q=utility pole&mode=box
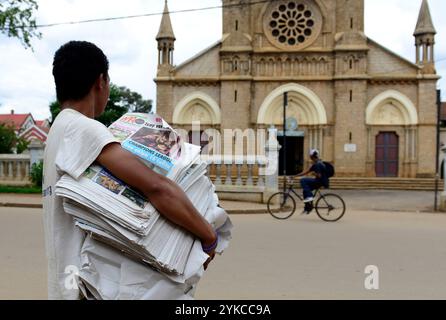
[283,92,288,192]
[434,89,441,211]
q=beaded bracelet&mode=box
[202,233,218,254]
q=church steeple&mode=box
[414,0,436,73]
[157,0,175,74]
[414,0,436,36]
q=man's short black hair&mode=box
[52,41,109,103]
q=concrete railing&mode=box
[203,138,281,204]
[0,141,45,187]
[0,154,32,186]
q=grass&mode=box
[0,185,42,194]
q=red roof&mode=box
[0,113,33,130]
[35,120,50,133]
[38,125,50,134]
[19,125,48,143]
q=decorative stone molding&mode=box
[253,54,331,77]
[263,0,323,50]
[173,92,221,125]
[257,83,328,125]
[366,90,418,126]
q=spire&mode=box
[414,0,436,36]
[156,0,176,41]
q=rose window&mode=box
[264,0,322,49]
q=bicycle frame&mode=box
[285,184,323,203]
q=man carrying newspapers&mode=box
[43,41,232,300]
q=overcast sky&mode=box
[0,0,445,120]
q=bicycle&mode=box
[267,178,346,222]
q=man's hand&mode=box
[203,250,216,270]
[204,252,215,270]
[202,232,218,270]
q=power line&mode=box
[0,0,278,30]
[1,0,445,81]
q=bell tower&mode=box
[414,0,436,74]
[156,0,176,76]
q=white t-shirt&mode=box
[43,108,119,300]
[42,108,195,300]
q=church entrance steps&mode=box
[278,177,444,191]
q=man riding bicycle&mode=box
[295,149,329,215]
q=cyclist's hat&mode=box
[310,149,320,158]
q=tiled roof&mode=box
[0,114,32,130]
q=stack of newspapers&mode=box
[55,113,232,284]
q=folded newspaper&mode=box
[55,113,232,289]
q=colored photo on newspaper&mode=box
[130,127,177,156]
[94,169,125,195]
[122,129,180,173]
[122,187,147,209]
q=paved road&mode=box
[196,210,446,300]
[0,189,437,213]
[1,202,445,300]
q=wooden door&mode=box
[375,132,399,177]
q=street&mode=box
[0,190,446,300]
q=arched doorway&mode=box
[366,90,419,178]
[257,83,328,175]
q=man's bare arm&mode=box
[296,169,312,177]
[96,143,217,247]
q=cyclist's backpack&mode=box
[323,161,335,178]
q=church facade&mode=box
[155,0,439,178]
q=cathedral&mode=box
[155,0,439,178]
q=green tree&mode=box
[0,123,17,153]
[49,84,153,127]
[16,136,29,154]
[30,160,43,187]
[0,0,41,49]
[49,100,61,125]
[0,123,31,154]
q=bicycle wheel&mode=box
[267,192,296,220]
[315,193,346,222]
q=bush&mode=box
[16,137,29,154]
[30,160,43,187]
[0,186,41,194]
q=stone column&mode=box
[410,126,418,177]
[28,140,44,167]
[246,155,256,186]
[416,44,420,64]
[8,162,13,178]
[402,126,410,177]
[211,155,222,185]
[263,128,280,203]
[365,126,374,176]
[234,155,244,186]
[318,126,323,156]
